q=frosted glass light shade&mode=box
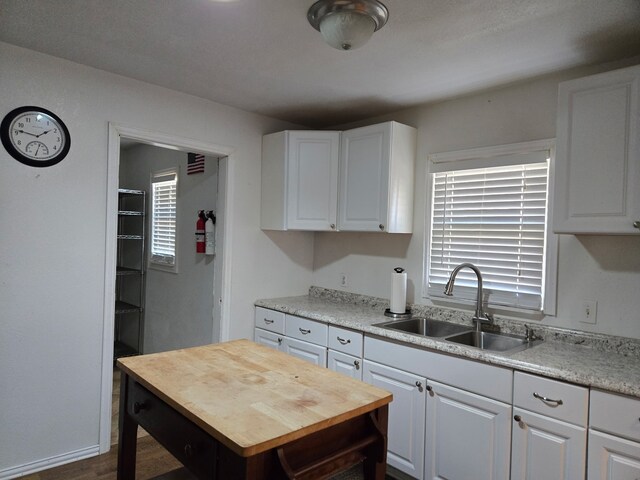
[319,11,376,50]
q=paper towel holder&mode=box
[384,308,412,318]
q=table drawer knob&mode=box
[133,402,146,414]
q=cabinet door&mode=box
[338,123,391,232]
[588,430,640,480]
[554,65,640,234]
[511,407,586,480]
[282,337,327,367]
[253,328,283,351]
[327,350,362,380]
[425,380,511,480]
[363,360,426,479]
[286,131,339,231]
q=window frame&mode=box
[149,168,179,273]
[423,139,558,316]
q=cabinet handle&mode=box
[354,360,360,370]
[514,414,526,428]
[337,336,351,345]
[425,385,433,393]
[634,221,640,229]
[533,392,563,406]
[330,224,336,230]
[415,381,424,392]
[263,318,274,324]
[379,224,385,231]
[277,337,283,345]
[299,328,311,335]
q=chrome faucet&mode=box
[444,263,493,334]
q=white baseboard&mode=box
[0,445,100,480]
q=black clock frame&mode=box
[1,106,71,167]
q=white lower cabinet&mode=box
[363,360,426,479]
[253,327,283,351]
[327,349,362,380]
[588,389,640,480]
[425,380,511,480]
[588,430,640,480]
[281,336,327,367]
[511,407,586,480]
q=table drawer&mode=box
[128,380,216,478]
[255,307,285,334]
[328,325,363,357]
[590,389,640,442]
[285,315,328,346]
[513,371,588,426]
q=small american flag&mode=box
[187,153,205,175]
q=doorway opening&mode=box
[100,124,235,453]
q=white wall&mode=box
[313,61,640,340]
[119,144,219,353]
[0,42,314,475]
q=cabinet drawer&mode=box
[254,307,285,334]
[285,315,328,346]
[590,389,640,442]
[513,372,588,426]
[328,325,363,356]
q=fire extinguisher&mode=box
[205,211,216,256]
[196,210,206,253]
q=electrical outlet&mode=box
[339,272,348,288]
[580,300,597,324]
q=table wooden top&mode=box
[117,339,392,457]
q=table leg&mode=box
[117,372,139,480]
[363,404,389,480]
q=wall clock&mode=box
[1,106,71,167]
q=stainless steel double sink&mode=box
[374,317,539,354]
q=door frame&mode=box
[99,123,235,452]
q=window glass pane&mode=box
[427,160,550,311]
[151,172,177,266]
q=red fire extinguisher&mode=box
[196,210,206,253]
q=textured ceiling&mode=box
[1,0,640,128]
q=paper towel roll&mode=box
[390,267,407,314]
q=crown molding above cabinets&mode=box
[261,121,416,233]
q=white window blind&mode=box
[428,160,550,311]
[151,171,177,266]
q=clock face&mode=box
[1,106,70,167]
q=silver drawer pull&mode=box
[337,337,351,345]
[299,328,311,334]
[533,392,563,406]
[263,318,274,324]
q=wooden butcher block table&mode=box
[116,339,392,480]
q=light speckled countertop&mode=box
[256,288,640,399]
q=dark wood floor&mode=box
[21,435,187,480]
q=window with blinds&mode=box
[427,160,551,311]
[150,170,177,267]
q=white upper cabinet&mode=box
[261,122,416,232]
[554,64,640,234]
[338,121,416,233]
[261,130,339,231]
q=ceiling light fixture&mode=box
[307,0,389,51]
